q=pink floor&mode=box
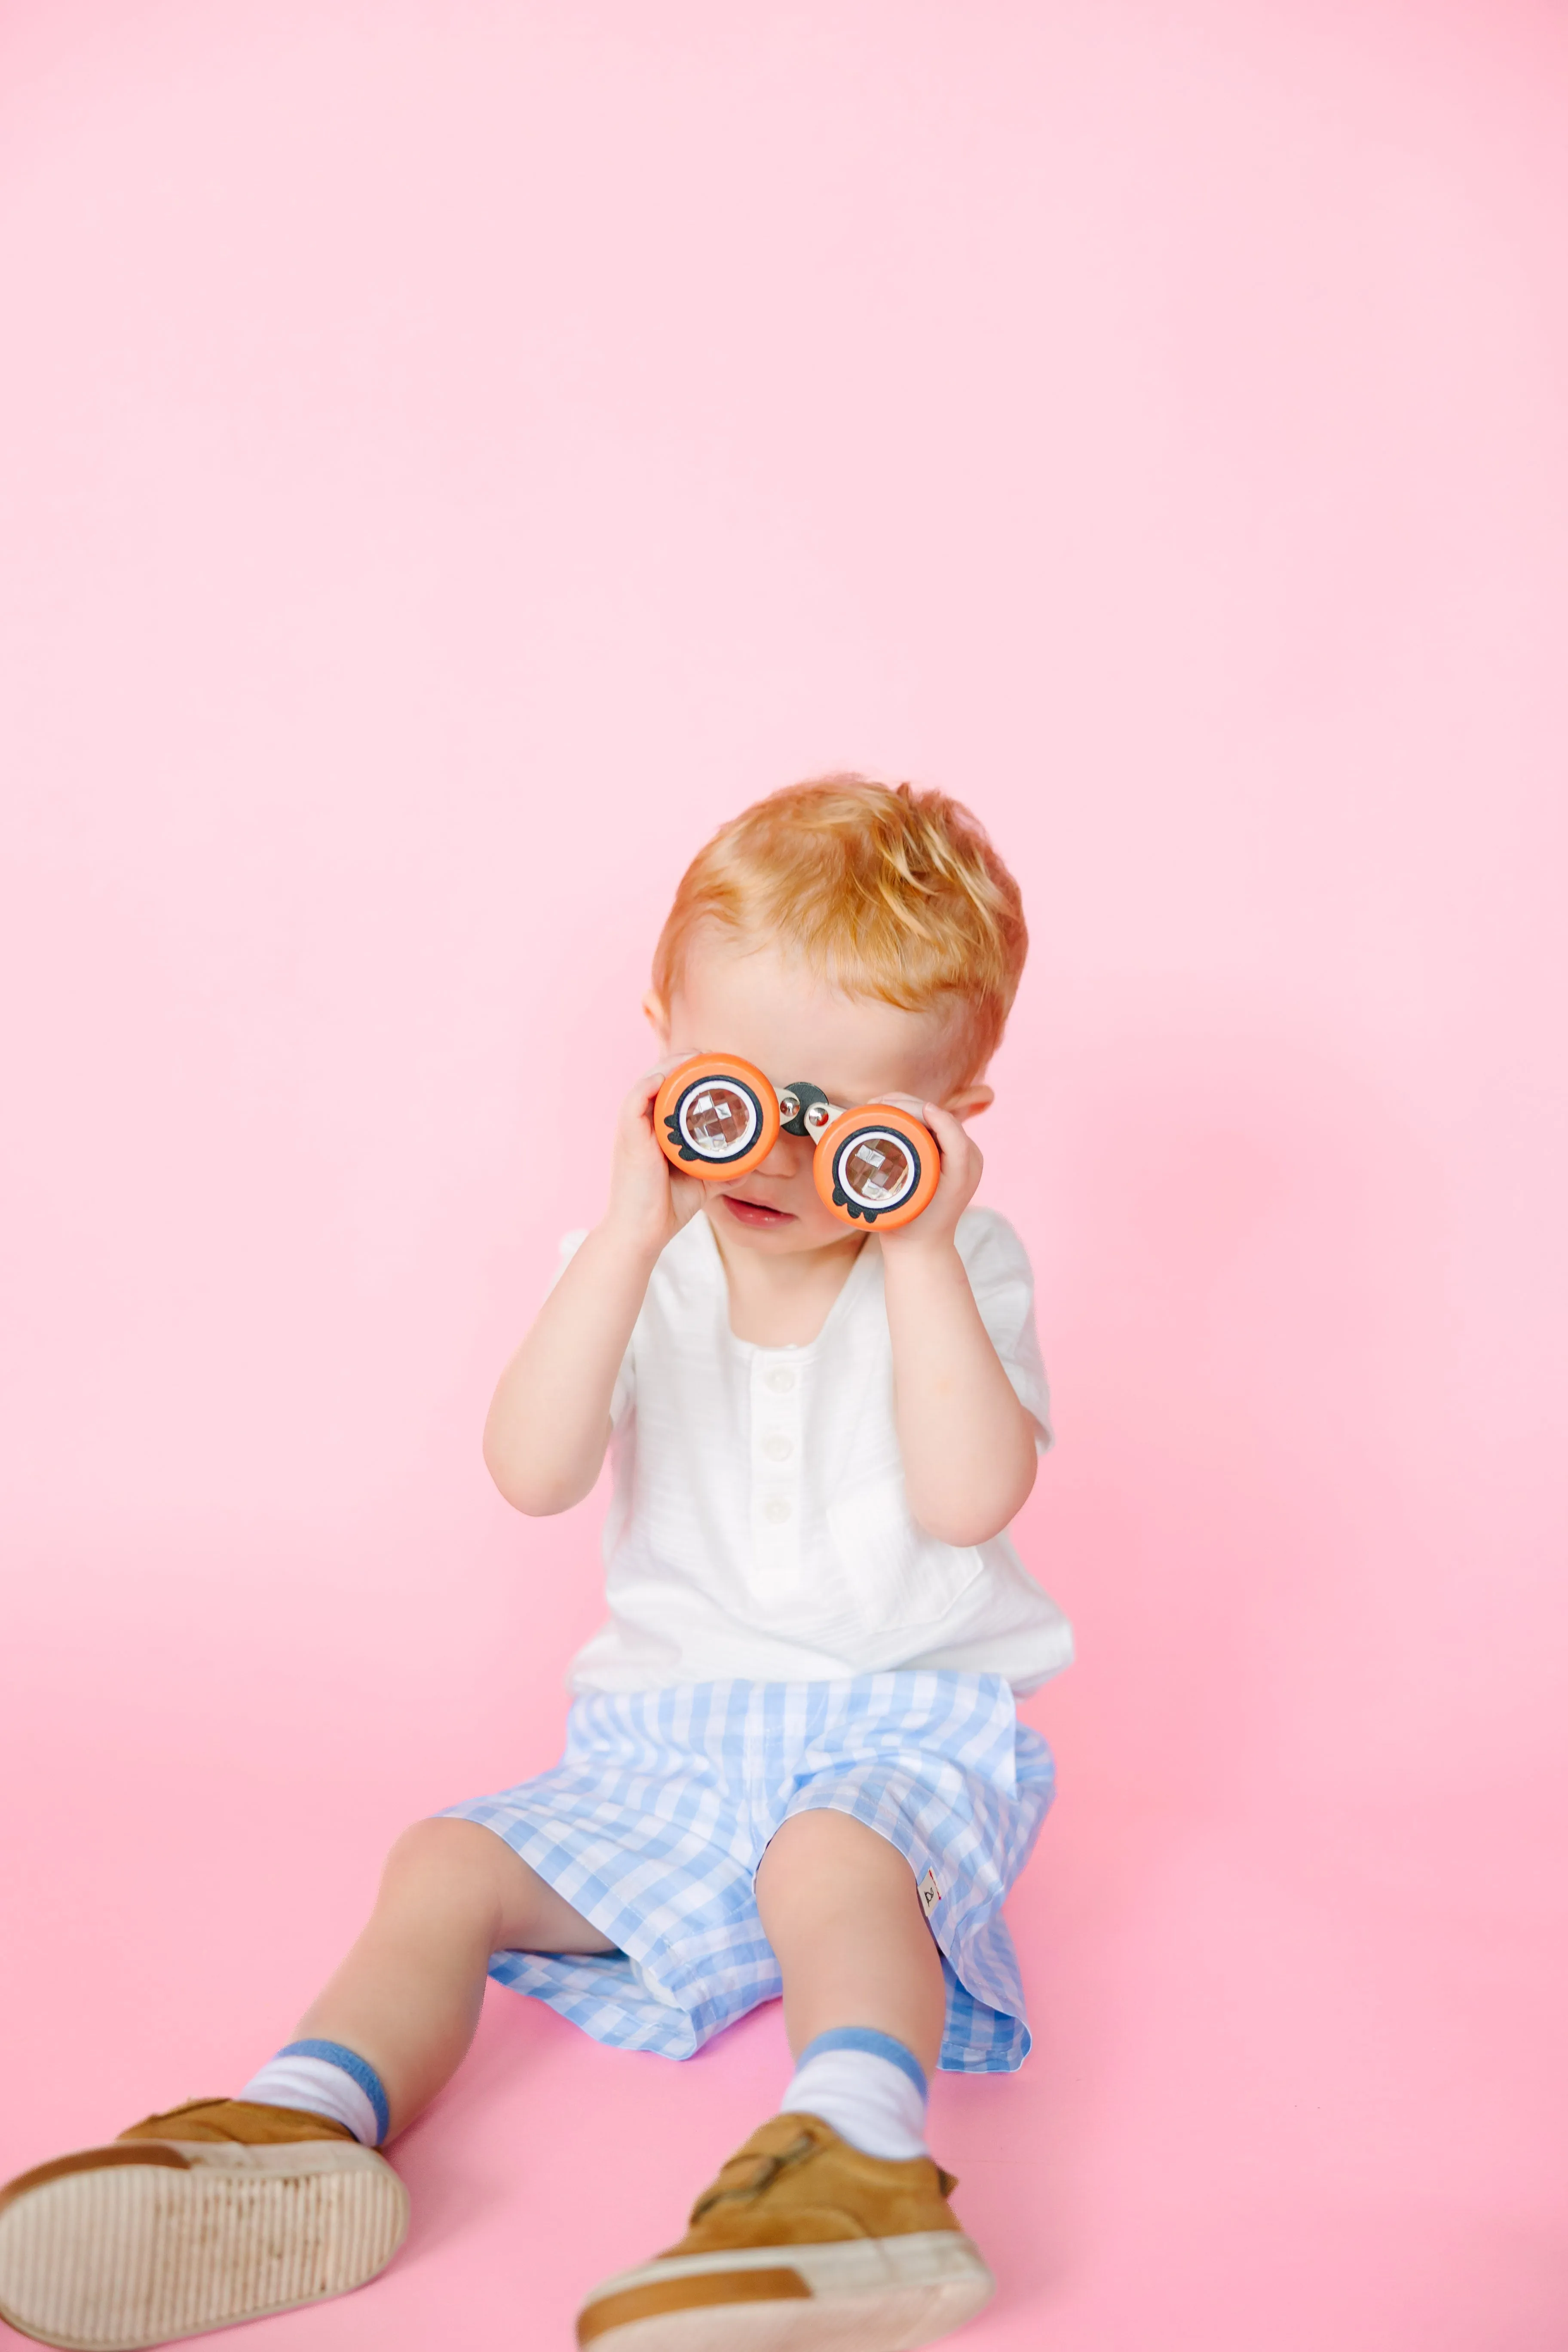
[3,3,1567,2347]
[3,1494,1563,2351]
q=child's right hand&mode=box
[484,1055,707,1515]
[601,1057,710,1259]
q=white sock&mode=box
[239,2039,389,2147]
[778,2027,929,2162]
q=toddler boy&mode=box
[0,777,1072,2352]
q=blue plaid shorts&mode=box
[441,1672,1054,2074]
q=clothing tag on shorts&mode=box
[919,1868,942,1916]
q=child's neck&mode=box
[707,1213,867,1348]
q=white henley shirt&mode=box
[560,1205,1074,1695]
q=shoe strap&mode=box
[689,2129,819,2223]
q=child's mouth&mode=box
[720,1194,796,1229]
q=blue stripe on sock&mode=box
[277,2040,391,2146]
[796,2027,928,2099]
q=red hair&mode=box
[653,776,1028,1083]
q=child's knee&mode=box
[380,1816,510,1906]
[760,1808,915,1899]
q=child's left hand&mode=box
[872,1093,1035,1544]
[873,1096,982,1253]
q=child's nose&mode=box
[753,1130,811,1178]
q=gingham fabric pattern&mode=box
[442,1672,1054,2074]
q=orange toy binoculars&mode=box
[653,1054,940,1231]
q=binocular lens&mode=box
[658,1058,932,1226]
[839,1132,916,1207]
[680,1082,758,1159]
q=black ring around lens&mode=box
[829,1124,921,1220]
[668,1073,766,1164]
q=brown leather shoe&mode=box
[574,2110,995,2349]
[0,2099,408,2349]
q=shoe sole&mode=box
[0,2139,409,2350]
[576,2230,995,2351]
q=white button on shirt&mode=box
[560,1207,1074,1695]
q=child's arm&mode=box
[483,1062,704,1515]
[878,1102,1040,1547]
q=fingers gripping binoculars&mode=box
[653,1054,940,1231]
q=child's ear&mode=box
[942,1083,995,1122]
[642,988,671,1046]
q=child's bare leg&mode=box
[754,1807,945,2073]
[0,1816,612,2349]
[575,1813,989,2350]
[294,1817,615,2136]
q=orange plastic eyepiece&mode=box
[812,1103,940,1231]
[654,1054,781,1182]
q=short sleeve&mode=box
[954,1208,1053,1453]
[551,1229,635,1428]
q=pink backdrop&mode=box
[2,3,1565,2346]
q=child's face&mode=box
[651,930,992,1256]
